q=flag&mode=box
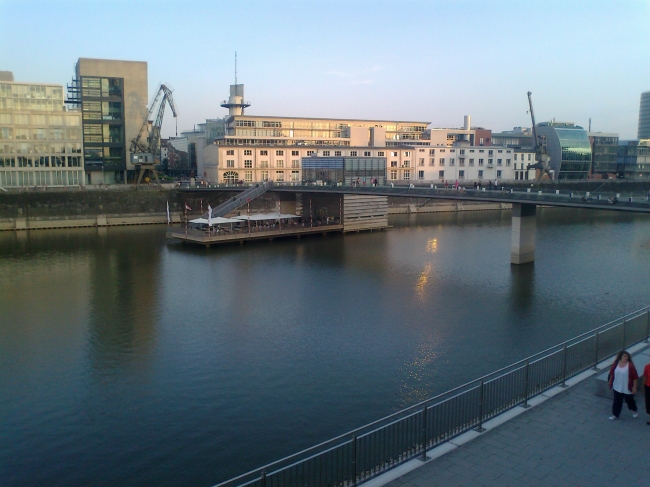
[208,204,212,228]
[185,203,192,211]
[166,201,170,224]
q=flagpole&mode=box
[247,200,251,234]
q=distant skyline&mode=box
[2,0,649,139]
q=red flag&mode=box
[185,203,192,211]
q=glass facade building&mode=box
[536,122,591,180]
[302,156,386,185]
[638,91,650,140]
[0,80,84,187]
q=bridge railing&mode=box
[214,305,650,487]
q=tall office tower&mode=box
[639,91,650,140]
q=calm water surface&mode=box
[1,208,650,486]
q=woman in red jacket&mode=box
[608,350,639,420]
[643,361,650,425]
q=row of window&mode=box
[0,98,66,112]
[0,170,82,187]
[0,113,81,126]
[388,170,505,181]
[0,127,81,140]
[224,149,390,157]
[225,160,302,169]
[0,142,82,154]
[0,156,82,168]
[222,170,301,183]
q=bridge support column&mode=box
[511,203,536,265]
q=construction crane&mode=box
[526,91,552,180]
[130,83,178,188]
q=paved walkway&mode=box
[384,361,650,486]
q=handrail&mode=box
[214,305,650,487]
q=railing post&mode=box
[622,319,627,349]
[351,435,357,487]
[561,342,568,388]
[260,470,266,487]
[646,308,650,343]
[475,380,485,432]
[523,360,530,408]
[593,331,600,371]
[420,405,428,461]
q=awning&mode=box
[189,217,241,225]
[234,213,300,221]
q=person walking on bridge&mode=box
[643,360,650,425]
[608,350,639,420]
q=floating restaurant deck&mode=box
[167,222,346,247]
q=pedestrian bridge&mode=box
[181,184,650,264]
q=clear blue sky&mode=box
[2,0,649,139]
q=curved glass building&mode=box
[536,122,591,180]
[639,91,650,140]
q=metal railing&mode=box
[215,306,650,487]
[202,181,274,219]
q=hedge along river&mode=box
[1,207,650,487]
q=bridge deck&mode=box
[183,185,650,213]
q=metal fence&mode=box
[215,306,650,487]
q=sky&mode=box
[1,0,649,139]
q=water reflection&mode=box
[509,263,536,315]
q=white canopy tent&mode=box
[188,217,242,225]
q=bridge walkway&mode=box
[381,346,650,487]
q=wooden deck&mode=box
[167,224,345,247]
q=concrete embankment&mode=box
[388,196,510,214]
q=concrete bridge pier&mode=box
[511,203,536,265]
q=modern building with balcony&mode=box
[67,58,148,185]
[588,132,620,179]
[535,122,591,180]
[617,140,650,180]
[0,71,84,188]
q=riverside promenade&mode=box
[377,345,650,487]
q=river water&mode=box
[1,208,649,487]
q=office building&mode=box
[617,140,650,180]
[67,58,148,184]
[0,72,84,188]
[588,132,619,178]
[535,122,591,180]
[638,91,650,140]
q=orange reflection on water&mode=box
[426,238,438,253]
[415,262,432,299]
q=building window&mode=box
[390,170,397,180]
[260,161,268,168]
[323,151,330,156]
[223,171,239,183]
[506,159,511,166]
[459,170,465,179]
[450,158,456,165]
[497,159,502,166]
[439,158,445,166]
[292,150,299,156]
[528,154,532,161]
[226,160,234,168]
[404,151,411,157]
[276,160,284,168]
[291,170,300,182]
[244,149,252,155]
[244,160,252,168]
[307,150,315,156]
[460,149,465,155]
[391,161,397,167]
[377,151,384,156]
[419,158,424,166]
[403,161,410,167]
[496,170,502,178]
[276,150,284,156]
[244,170,253,182]
[350,151,357,156]
[488,150,493,156]
[440,149,446,153]
[226,149,234,155]
[469,158,474,166]
[514,154,518,160]
[488,159,493,165]
[439,170,444,179]
[478,159,484,166]
[478,170,483,178]
[335,151,342,156]
[364,151,371,156]
[260,150,268,156]
[498,150,503,153]
[291,160,299,168]
[391,151,398,156]
[418,170,424,180]
[429,158,435,166]
[403,170,410,180]
[479,149,484,153]
[275,171,284,181]
[430,149,436,155]
[261,170,269,181]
